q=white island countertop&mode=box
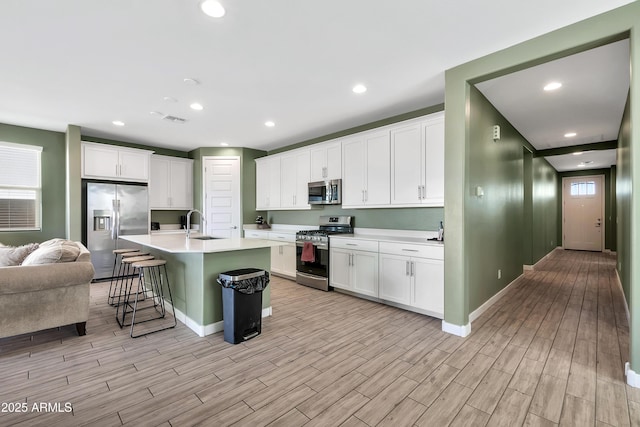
[121,233,283,254]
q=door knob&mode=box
[231,226,238,229]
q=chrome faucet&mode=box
[186,209,205,238]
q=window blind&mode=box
[0,142,42,231]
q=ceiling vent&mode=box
[162,115,187,124]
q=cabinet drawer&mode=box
[268,232,296,243]
[244,230,270,239]
[379,242,444,260]
[330,238,378,252]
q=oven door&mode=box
[296,241,329,277]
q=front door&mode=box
[203,157,241,238]
[562,175,604,251]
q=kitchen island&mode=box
[121,234,281,337]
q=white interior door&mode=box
[563,175,604,251]
[204,157,241,238]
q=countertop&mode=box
[121,234,281,254]
[330,233,444,246]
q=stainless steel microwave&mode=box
[308,179,341,205]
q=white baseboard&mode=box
[626,362,640,388]
[442,320,471,337]
[523,265,534,271]
[469,274,522,323]
[164,299,272,337]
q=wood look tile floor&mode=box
[1,249,639,426]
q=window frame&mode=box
[0,141,43,232]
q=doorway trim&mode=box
[202,156,242,238]
[561,174,605,251]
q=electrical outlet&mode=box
[498,269,502,279]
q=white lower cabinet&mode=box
[379,242,444,318]
[378,254,412,305]
[271,243,296,278]
[330,238,378,297]
[244,229,296,279]
[329,247,378,297]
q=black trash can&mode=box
[217,268,270,344]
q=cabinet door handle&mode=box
[346,243,357,246]
[411,261,415,277]
[361,190,365,202]
[365,189,368,202]
[418,185,422,200]
[422,185,426,199]
[406,261,410,276]
[402,249,419,252]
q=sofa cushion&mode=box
[22,240,81,265]
[0,243,39,267]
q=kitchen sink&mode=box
[190,236,220,240]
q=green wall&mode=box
[556,168,614,251]
[0,123,67,246]
[617,96,631,310]
[465,86,558,314]
[268,205,443,231]
[532,157,558,263]
[445,2,639,374]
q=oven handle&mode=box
[296,241,328,250]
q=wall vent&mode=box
[162,115,187,124]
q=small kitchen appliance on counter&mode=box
[255,216,270,229]
[295,215,353,291]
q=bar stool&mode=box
[108,249,140,305]
[110,251,152,306]
[115,254,155,323]
[121,259,177,338]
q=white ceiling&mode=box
[0,0,634,152]
[475,39,629,172]
[545,149,618,172]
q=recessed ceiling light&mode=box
[564,132,577,138]
[352,84,367,94]
[201,0,225,18]
[163,96,178,103]
[265,121,275,127]
[220,142,229,146]
[572,151,583,156]
[149,111,163,116]
[184,78,200,86]
[584,160,594,164]
[190,103,204,111]
[577,164,586,167]
[544,82,562,91]
[112,120,125,126]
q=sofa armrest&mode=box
[0,262,95,295]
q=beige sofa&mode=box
[0,241,95,339]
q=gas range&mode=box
[295,216,353,245]
[295,216,353,291]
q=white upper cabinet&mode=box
[82,142,153,183]
[256,149,310,211]
[423,112,445,205]
[342,129,390,208]
[390,112,444,207]
[254,110,443,211]
[280,148,310,209]
[149,155,193,210]
[310,140,341,181]
[255,156,280,210]
[391,121,423,204]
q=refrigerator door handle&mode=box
[111,199,120,240]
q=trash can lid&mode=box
[219,268,266,282]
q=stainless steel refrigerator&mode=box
[85,182,148,280]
